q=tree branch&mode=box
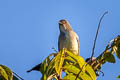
[75,11,108,80]
[13,71,24,80]
[91,11,108,61]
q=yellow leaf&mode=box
[54,49,65,76]
[85,64,96,80]
[0,65,8,80]
[66,50,85,69]
[63,64,93,80]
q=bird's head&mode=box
[59,19,73,33]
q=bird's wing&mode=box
[74,32,79,55]
[58,33,65,51]
[58,34,61,51]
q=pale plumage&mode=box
[58,19,79,55]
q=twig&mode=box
[75,63,88,80]
[91,11,108,61]
[13,71,24,80]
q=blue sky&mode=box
[0,0,120,80]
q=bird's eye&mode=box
[62,21,66,24]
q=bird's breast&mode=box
[63,32,79,55]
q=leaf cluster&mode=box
[36,49,96,80]
[1,36,120,80]
[29,35,120,80]
[0,65,19,80]
[95,35,120,68]
[86,35,120,78]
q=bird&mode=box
[58,19,79,56]
[27,19,80,73]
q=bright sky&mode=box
[0,0,120,80]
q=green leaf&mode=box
[79,72,93,80]
[64,56,77,64]
[85,64,96,80]
[63,73,81,80]
[0,65,13,80]
[38,53,56,80]
[66,50,85,69]
[0,66,8,80]
[43,74,47,80]
[63,64,93,80]
[63,63,80,74]
[116,44,120,59]
[40,59,48,74]
[54,49,65,76]
[40,53,55,74]
[112,35,120,59]
[117,75,120,79]
[46,57,55,76]
[104,51,115,63]
[41,54,56,79]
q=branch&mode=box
[75,64,87,80]
[91,11,108,61]
[13,71,24,80]
[76,11,108,80]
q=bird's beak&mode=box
[59,22,62,25]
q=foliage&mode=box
[95,35,120,68]
[117,75,120,79]
[27,35,120,80]
[1,36,120,80]
[0,65,19,80]
[35,49,96,80]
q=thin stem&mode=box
[13,72,24,80]
[76,11,108,80]
[91,11,108,61]
[75,64,88,80]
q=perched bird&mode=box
[58,19,79,55]
[27,19,80,73]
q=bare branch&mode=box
[76,11,108,80]
[91,11,108,61]
[13,71,24,80]
[75,64,88,80]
